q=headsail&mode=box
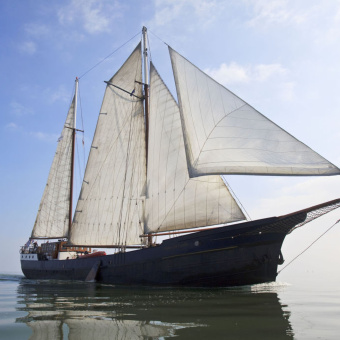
[169,47,340,177]
[70,43,146,246]
[31,97,75,238]
[145,63,245,233]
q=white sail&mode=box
[31,98,75,239]
[145,64,245,233]
[70,43,146,246]
[169,47,340,177]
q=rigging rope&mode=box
[78,30,141,79]
[148,29,169,67]
[277,218,340,274]
[149,29,169,46]
[222,177,251,220]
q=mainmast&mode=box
[142,27,153,246]
[69,77,78,234]
[142,27,150,166]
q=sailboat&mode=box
[20,27,340,287]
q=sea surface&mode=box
[1,274,339,340]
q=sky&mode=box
[1,0,340,286]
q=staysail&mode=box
[31,97,75,238]
[145,64,245,233]
[70,43,146,246]
[169,47,340,177]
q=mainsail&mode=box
[70,43,146,246]
[169,47,340,177]
[31,97,75,239]
[145,64,245,233]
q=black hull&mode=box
[21,214,303,287]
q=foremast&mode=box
[69,77,78,235]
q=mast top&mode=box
[142,27,149,86]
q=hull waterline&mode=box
[21,214,301,287]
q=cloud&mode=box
[45,86,71,104]
[245,0,310,26]
[25,23,50,38]
[313,3,340,44]
[205,62,288,85]
[278,81,296,101]
[30,131,60,143]
[150,0,222,29]
[58,0,124,34]
[249,176,340,219]
[19,41,37,55]
[205,62,249,84]
[5,121,60,143]
[5,122,20,131]
[16,83,72,105]
[10,101,34,116]
[245,0,340,45]
[253,64,287,81]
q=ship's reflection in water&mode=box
[16,279,293,339]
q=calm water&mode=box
[0,274,339,339]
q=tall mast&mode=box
[69,77,78,234]
[142,26,149,166]
[142,27,152,246]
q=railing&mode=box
[20,245,40,254]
